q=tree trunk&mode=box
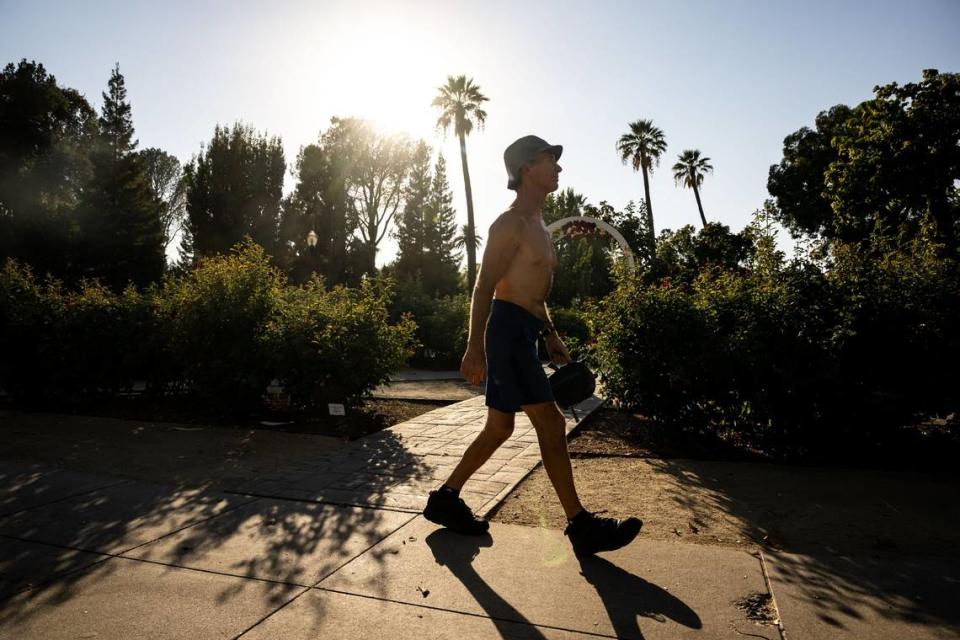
[693,182,707,227]
[640,155,655,251]
[458,131,477,292]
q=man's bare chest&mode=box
[518,220,557,268]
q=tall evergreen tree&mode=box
[74,64,164,289]
[99,63,137,160]
[183,122,285,260]
[424,153,462,296]
[392,141,432,282]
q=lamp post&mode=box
[306,230,319,278]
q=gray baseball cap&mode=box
[504,135,563,190]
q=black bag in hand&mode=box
[547,360,596,409]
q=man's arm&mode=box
[466,216,521,351]
[541,300,572,364]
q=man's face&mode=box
[522,151,562,192]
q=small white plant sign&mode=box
[328,403,346,416]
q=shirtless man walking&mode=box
[423,135,643,557]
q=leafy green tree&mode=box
[329,117,414,275]
[0,59,98,280]
[616,119,667,251]
[672,149,713,227]
[768,69,960,253]
[279,126,352,286]
[140,148,186,255]
[432,75,488,292]
[74,64,165,289]
[424,154,463,296]
[183,122,285,260]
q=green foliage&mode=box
[391,149,463,297]
[279,126,353,287]
[0,241,419,413]
[265,272,418,410]
[183,122,285,261]
[0,60,98,281]
[590,215,960,447]
[387,275,468,366]
[769,70,959,253]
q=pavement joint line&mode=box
[0,530,316,590]
[0,535,114,601]
[231,585,314,640]
[108,494,264,557]
[310,513,420,590]
[219,490,422,514]
[756,549,788,640]
[310,584,622,639]
[109,551,317,588]
[0,476,131,520]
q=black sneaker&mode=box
[564,510,643,556]
[423,490,490,535]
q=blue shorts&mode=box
[485,299,555,413]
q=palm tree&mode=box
[616,119,667,249]
[454,222,482,256]
[672,149,713,227]
[432,75,488,292]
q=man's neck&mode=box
[510,186,549,218]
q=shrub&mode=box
[265,273,418,410]
[589,225,960,449]
[0,240,420,414]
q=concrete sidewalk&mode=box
[2,395,956,639]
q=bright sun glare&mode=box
[329,18,444,142]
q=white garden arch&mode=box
[545,216,636,271]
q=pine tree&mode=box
[99,63,138,160]
[392,141,432,282]
[424,154,462,296]
[74,63,164,289]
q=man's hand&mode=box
[460,345,486,386]
[545,333,572,365]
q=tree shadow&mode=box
[0,409,452,631]
[425,529,701,640]
[647,456,960,634]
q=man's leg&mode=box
[520,400,584,519]
[522,399,643,556]
[443,407,516,489]
[423,407,514,534]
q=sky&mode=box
[2,0,959,267]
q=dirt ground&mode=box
[489,408,960,559]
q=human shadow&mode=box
[575,554,702,639]
[425,529,551,640]
[425,529,701,640]
[0,409,446,632]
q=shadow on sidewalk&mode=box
[648,457,960,634]
[0,419,433,630]
[425,529,551,639]
[424,529,701,640]
[575,554,702,638]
